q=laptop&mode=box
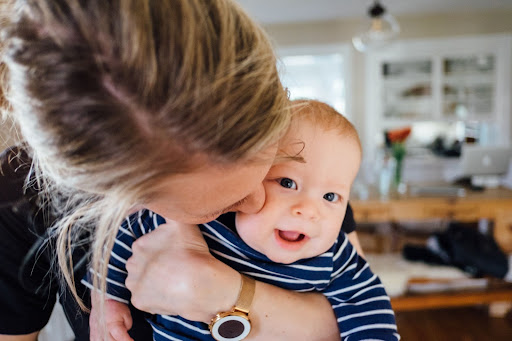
[459,145,512,177]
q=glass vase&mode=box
[391,143,407,193]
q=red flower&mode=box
[386,126,411,144]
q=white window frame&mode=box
[276,43,353,122]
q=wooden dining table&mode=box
[350,183,512,311]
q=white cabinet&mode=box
[364,34,512,159]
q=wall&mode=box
[263,10,512,144]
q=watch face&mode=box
[211,315,251,341]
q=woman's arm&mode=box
[125,222,342,340]
[249,279,340,340]
[0,333,38,341]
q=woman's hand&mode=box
[90,293,134,341]
[125,220,240,323]
[125,219,342,340]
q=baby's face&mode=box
[235,119,361,264]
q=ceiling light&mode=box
[352,1,400,53]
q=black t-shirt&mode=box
[0,147,64,334]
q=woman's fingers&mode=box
[108,322,134,341]
[125,220,239,322]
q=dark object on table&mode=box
[429,136,462,157]
[403,223,509,279]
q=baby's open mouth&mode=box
[278,230,306,242]
[274,229,309,251]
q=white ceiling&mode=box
[236,0,512,25]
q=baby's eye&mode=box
[279,178,297,189]
[323,192,339,202]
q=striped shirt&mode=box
[86,209,399,340]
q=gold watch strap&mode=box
[234,274,255,314]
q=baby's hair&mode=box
[0,0,290,325]
[273,99,361,165]
[291,99,362,152]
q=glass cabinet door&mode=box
[441,55,495,120]
[381,59,432,120]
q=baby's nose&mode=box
[291,198,320,221]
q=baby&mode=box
[86,100,399,341]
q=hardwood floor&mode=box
[395,306,512,340]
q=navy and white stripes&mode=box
[85,209,399,340]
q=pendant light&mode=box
[352,1,400,52]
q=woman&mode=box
[0,0,362,339]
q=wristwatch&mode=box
[209,274,255,341]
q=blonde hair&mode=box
[290,99,361,151]
[0,0,289,322]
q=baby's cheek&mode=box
[235,214,265,251]
[318,228,342,253]
[235,214,256,242]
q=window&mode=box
[277,45,351,120]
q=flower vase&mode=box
[391,143,407,193]
[394,156,403,186]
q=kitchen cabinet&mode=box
[364,34,512,159]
